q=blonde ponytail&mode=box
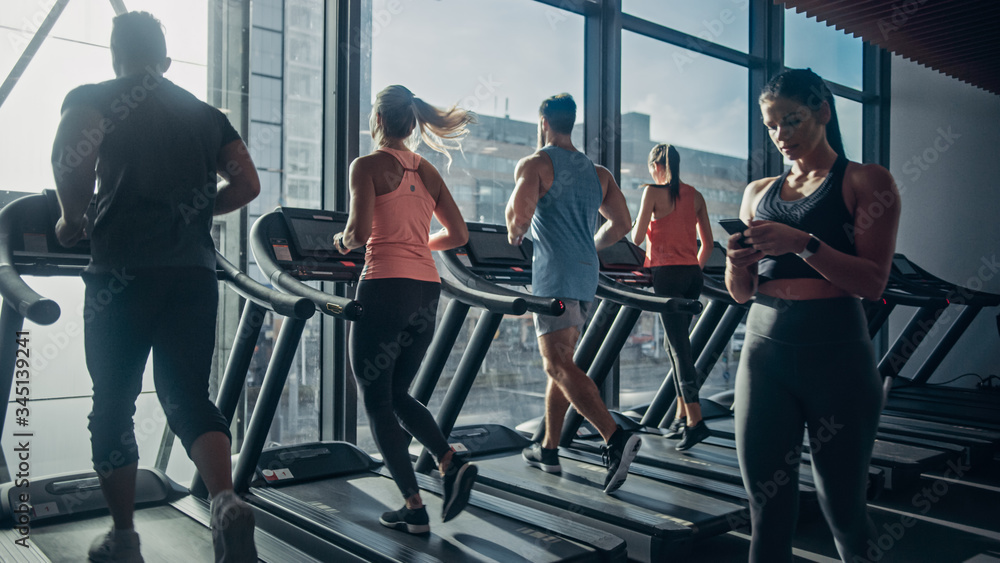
[370,85,476,168]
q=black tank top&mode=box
[755,155,855,282]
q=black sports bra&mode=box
[755,156,856,283]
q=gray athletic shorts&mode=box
[533,299,592,338]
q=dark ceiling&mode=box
[778,0,1000,95]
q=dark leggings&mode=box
[651,265,704,404]
[734,295,881,563]
[84,268,230,472]
[350,278,451,499]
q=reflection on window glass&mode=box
[622,0,750,53]
[245,0,326,450]
[835,96,862,162]
[784,8,863,90]
[361,0,584,453]
[620,30,747,402]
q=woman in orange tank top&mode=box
[631,143,714,450]
[332,85,475,534]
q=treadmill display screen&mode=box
[466,230,528,265]
[894,257,917,276]
[599,241,643,269]
[289,217,343,256]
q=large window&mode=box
[244,0,326,452]
[623,0,750,53]
[784,8,864,90]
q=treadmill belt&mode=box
[270,472,598,563]
[26,505,217,563]
[472,451,742,540]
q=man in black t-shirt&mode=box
[53,12,260,563]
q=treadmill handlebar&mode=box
[878,285,949,308]
[597,275,703,315]
[889,266,1000,307]
[250,214,363,322]
[440,251,563,316]
[440,276,527,316]
[268,268,363,321]
[701,275,743,305]
[0,195,61,325]
[214,251,315,320]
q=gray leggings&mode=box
[734,295,881,563]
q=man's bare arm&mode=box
[506,154,544,245]
[593,165,631,251]
[51,106,103,247]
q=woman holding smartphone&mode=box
[631,143,713,450]
[725,68,900,562]
[333,84,476,534]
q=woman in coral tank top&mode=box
[631,144,713,450]
[332,85,476,534]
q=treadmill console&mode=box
[268,207,365,281]
[7,190,96,274]
[455,223,533,284]
[598,239,650,285]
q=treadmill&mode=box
[880,254,1000,428]
[235,207,626,563]
[595,241,955,492]
[0,191,330,562]
[416,222,747,563]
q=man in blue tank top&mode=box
[505,93,640,494]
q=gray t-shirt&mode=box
[61,73,240,273]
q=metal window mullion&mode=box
[622,13,755,69]
[749,0,784,181]
[862,43,891,168]
[320,0,361,443]
[584,0,620,177]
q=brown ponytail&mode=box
[647,143,681,203]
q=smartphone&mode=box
[718,218,750,248]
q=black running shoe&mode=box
[676,420,711,452]
[602,427,642,494]
[663,417,686,440]
[522,442,561,474]
[442,453,478,522]
[380,506,430,535]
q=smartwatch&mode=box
[797,234,821,259]
[334,234,346,252]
